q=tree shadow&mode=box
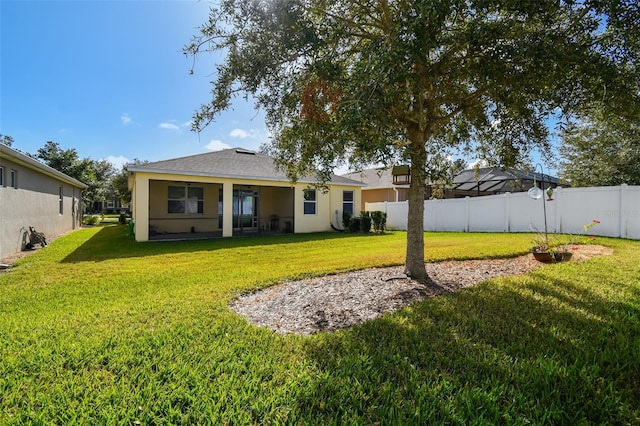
[61,225,387,263]
[295,272,640,423]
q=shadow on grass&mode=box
[296,271,640,424]
[61,225,386,263]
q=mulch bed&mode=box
[230,245,613,335]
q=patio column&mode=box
[222,181,233,237]
[134,175,149,242]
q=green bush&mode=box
[83,215,100,225]
[342,211,352,230]
[370,211,387,233]
[360,211,372,233]
[349,216,361,233]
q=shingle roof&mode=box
[127,148,363,186]
[342,167,408,188]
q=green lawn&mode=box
[1,226,638,424]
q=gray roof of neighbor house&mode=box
[342,166,410,188]
[0,144,88,189]
[343,165,560,194]
[127,148,364,186]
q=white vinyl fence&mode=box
[366,184,640,240]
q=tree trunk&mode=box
[403,128,431,283]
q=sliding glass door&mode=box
[233,189,258,231]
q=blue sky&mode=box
[1,0,268,169]
[1,0,557,175]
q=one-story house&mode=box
[343,166,561,210]
[127,148,364,242]
[0,144,88,259]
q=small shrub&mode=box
[83,215,100,226]
[342,211,352,230]
[349,216,361,233]
[360,211,372,233]
[370,211,387,233]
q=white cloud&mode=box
[159,122,180,131]
[230,128,249,138]
[121,113,133,125]
[469,158,489,169]
[104,155,130,169]
[205,140,231,151]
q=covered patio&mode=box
[145,180,295,241]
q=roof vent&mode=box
[235,149,255,155]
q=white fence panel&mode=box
[556,186,620,236]
[619,186,640,239]
[365,184,640,240]
[509,192,546,233]
[468,194,507,232]
[427,198,467,231]
[365,201,408,230]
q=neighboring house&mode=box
[127,148,364,242]
[0,144,87,259]
[342,167,411,209]
[91,199,129,214]
[343,166,560,210]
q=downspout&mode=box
[393,187,399,202]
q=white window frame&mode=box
[303,189,317,215]
[343,190,354,215]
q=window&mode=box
[10,169,17,188]
[303,189,316,215]
[168,185,204,214]
[0,166,4,186]
[59,186,64,215]
[106,201,114,209]
[343,190,354,215]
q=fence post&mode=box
[464,196,470,232]
[620,184,628,238]
[555,186,562,234]
[432,199,438,232]
[504,192,511,232]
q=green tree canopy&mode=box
[113,159,149,207]
[0,134,14,147]
[559,110,640,186]
[35,141,116,210]
[186,0,639,283]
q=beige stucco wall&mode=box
[130,170,361,241]
[0,157,83,259]
[360,187,408,210]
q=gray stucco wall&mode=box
[1,156,83,259]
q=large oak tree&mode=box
[186,0,639,283]
[559,109,640,186]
